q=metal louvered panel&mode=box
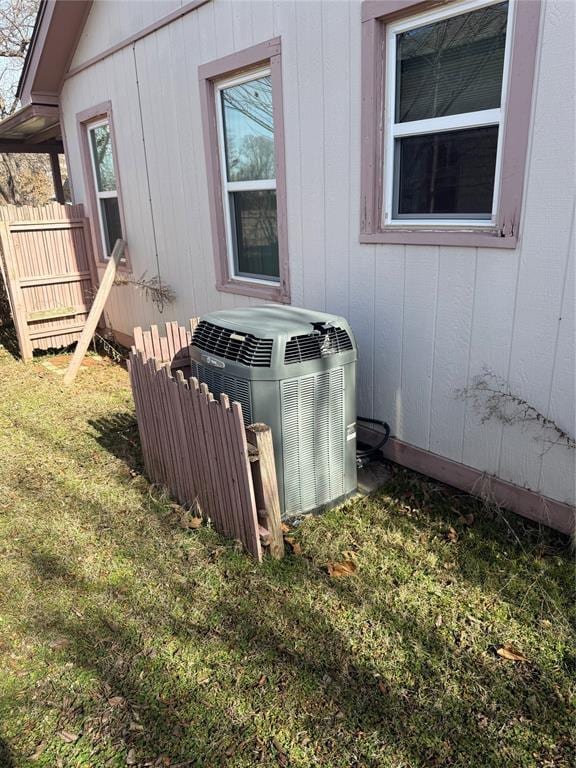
[328,367,345,498]
[190,362,253,425]
[281,368,345,515]
[192,321,273,367]
[280,379,304,514]
[284,326,353,364]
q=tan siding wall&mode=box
[60,0,575,507]
[70,0,183,69]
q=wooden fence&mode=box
[133,318,196,369]
[128,322,284,561]
[0,202,95,360]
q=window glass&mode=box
[394,125,498,216]
[221,75,275,182]
[100,197,123,254]
[395,1,508,123]
[230,190,279,279]
[89,123,116,192]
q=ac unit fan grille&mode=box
[192,321,273,367]
[284,326,353,364]
[190,361,253,425]
[281,368,345,515]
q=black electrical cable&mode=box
[356,416,391,466]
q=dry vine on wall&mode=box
[456,368,575,454]
[113,272,176,312]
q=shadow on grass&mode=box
[89,412,143,473]
[2,406,574,766]
[0,736,14,767]
[20,521,572,767]
[0,274,20,360]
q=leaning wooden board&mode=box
[63,239,126,384]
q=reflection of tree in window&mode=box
[90,124,116,192]
[233,191,278,279]
[221,76,275,182]
[396,2,508,122]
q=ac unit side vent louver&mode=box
[192,320,273,367]
[284,326,353,364]
[280,368,345,515]
[190,361,253,425]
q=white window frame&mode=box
[214,66,280,286]
[87,117,120,259]
[383,0,515,228]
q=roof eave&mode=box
[17,0,92,106]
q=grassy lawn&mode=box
[0,340,574,768]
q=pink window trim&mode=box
[76,101,131,271]
[198,38,290,303]
[360,0,542,249]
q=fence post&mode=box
[0,222,33,361]
[246,424,284,559]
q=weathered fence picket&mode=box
[0,202,95,360]
[128,321,284,560]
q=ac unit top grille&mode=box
[284,324,353,364]
[192,320,273,367]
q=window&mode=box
[360,0,541,247]
[77,102,128,268]
[88,119,123,258]
[386,0,509,225]
[199,38,290,302]
[216,69,279,282]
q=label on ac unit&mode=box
[201,353,225,368]
[346,423,357,442]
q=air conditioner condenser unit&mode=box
[189,306,357,518]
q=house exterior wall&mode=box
[60,0,575,509]
[69,0,183,69]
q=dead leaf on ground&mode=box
[29,741,47,760]
[49,637,70,650]
[435,614,443,627]
[458,513,475,526]
[327,560,357,578]
[342,549,357,562]
[126,748,137,765]
[496,644,528,662]
[58,730,79,743]
[446,527,458,543]
[179,513,202,529]
[280,522,291,533]
[255,674,267,687]
[272,738,288,766]
[107,695,125,707]
[284,536,302,555]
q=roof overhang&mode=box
[17,0,92,106]
[0,103,63,153]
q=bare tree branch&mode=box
[0,0,60,205]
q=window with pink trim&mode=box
[360,0,541,248]
[77,102,129,269]
[199,38,290,303]
[87,118,123,259]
